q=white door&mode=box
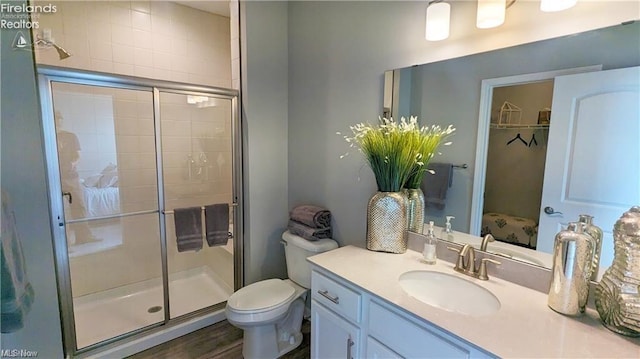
[537,66,640,273]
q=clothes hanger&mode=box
[507,133,527,146]
[528,133,538,147]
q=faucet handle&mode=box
[447,246,465,272]
[478,258,501,280]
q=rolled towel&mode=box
[287,220,332,241]
[205,203,229,247]
[174,207,203,252]
[290,205,331,228]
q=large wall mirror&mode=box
[385,21,640,274]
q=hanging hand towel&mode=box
[290,205,331,228]
[421,162,453,210]
[1,193,34,333]
[205,204,229,247]
[287,220,332,241]
[174,207,203,252]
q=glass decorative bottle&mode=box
[578,214,603,281]
[547,222,595,316]
[595,206,640,337]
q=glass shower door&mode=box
[159,91,235,318]
[49,81,164,349]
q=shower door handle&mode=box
[62,191,73,204]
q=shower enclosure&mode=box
[38,66,242,356]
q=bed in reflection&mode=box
[81,164,120,217]
[481,212,538,249]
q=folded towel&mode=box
[205,204,229,247]
[1,193,34,333]
[174,207,203,252]
[421,162,453,210]
[290,205,331,228]
[287,220,332,241]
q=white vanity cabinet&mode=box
[311,268,495,359]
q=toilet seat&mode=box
[226,279,303,325]
[227,279,295,313]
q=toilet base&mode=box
[241,297,306,359]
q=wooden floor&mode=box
[128,319,311,359]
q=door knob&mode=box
[544,206,562,215]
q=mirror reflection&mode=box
[387,22,640,272]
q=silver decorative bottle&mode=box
[578,214,603,281]
[548,222,596,316]
[595,206,640,337]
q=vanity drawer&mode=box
[369,301,490,358]
[312,270,361,323]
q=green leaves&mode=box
[341,116,455,192]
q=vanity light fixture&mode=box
[540,0,577,12]
[476,0,507,29]
[425,1,451,41]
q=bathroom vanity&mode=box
[308,245,640,358]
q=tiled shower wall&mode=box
[34,0,232,88]
[36,1,236,296]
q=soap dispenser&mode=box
[441,216,455,242]
[422,221,437,264]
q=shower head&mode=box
[51,43,71,60]
[33,37,72,60]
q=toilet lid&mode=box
[227,279,295,312]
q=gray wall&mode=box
[241,1,289,284]
[0,1,64,355]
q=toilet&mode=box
[225,230,338,359]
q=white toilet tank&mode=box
[282,231,338,289]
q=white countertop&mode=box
[308,245,640,358]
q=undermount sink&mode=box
[399,270,500,316]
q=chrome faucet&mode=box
[448,244,501,281]
[480,234,495,252]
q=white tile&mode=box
[134,65,155,79]
[91,21,113,44]
[111,25,133,46]
[110,4,132,27]
[113,62,135,76]
[131,10,151,31]
[133,48,153,67]
[138,119,154,135]
[136,102,154,121]
[139,136,156,152]
[90,59,114,73]
[154,68,172,82]
[89,41,113,61]
[132,29,152,49]
[152,51,172,70]
[86,3,112,25]
[114,100,139,119]
[151,15,172,36]
[149,1,172,18]
[151,33,173,54]
[170,71,190,84]
[112,44,134,65]
[64,33,90,58]
[131,1,150,14]
[115,135,140,153]
[161,120,191,137]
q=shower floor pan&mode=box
[73,266,232,349]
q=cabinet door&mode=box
[311,300,359,359]
[367,337,403,358]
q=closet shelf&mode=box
[490,123,550,130]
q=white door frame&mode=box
[469,65,603,236]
